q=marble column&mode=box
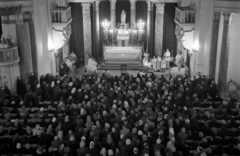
[209,12,221,77]
[147,1,153,56]
[110,0,117,29]
[95,0,100,61]
[82,3,92,66]
[33,0,52,78]
[130,0,136,29]
[218,13,233,91]
[154,3,165,57]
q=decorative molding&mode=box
[213,12,221,20]
[222,13,234,25]
[147,1,153,11]
[110,0,117,10]
[81,2,91,10]
[130,0,136,10]
[95,0,100,11]
[155,3,165,14]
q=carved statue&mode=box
[121,10,126,25]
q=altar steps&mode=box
[97,60,146,70]
[104,60,142,65]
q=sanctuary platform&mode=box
[99,46,144,70]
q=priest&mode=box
[151,56,157,71]
[164,49,171,69]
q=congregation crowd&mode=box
[0,70,240,156]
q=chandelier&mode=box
[137,20,145,31]
[102,20,110,31]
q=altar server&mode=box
[164,49,171,69]
[161,58,166,73]
[156,56,161,72]
[151,56,157,71]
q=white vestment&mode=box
[164,50,171,62]
[151,58,157,71]
[161,60,166,69]
[156,57,161,71]
[86,58,97,71]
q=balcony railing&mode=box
[175,7,195,24]
[52,6,72,23]
[0,44,20,64]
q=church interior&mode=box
[0,0,240,156]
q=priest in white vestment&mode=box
[86,57,97,72]
[151,56,157,71]
[161,58,166,72]
[164,49,171,69]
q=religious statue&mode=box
[121,10,126,25]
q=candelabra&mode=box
[101,20,110,45]
[136,20,145,46]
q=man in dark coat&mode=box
[17,76,26,97]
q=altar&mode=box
[102,10,143,63]
[104,46,142,61]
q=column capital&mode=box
[130,0,137,9]
[222,13,234,25]
[110,0,117,9]
[213,12,221,20]
[146,1,153,11]
[130,0,137,3]
[155,3,165,14]
[81,2,91,9]
[95,0,100,11]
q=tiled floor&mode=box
[75,67,170,77]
